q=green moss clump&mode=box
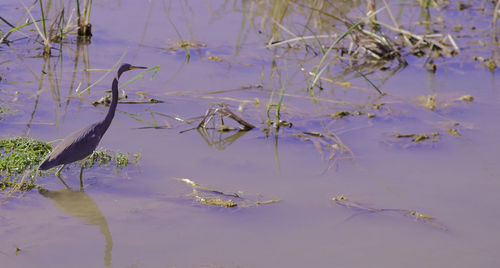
[0,137,52,191]
[394,132,439,143]
[0,137,52,178]
[0,179,40,191]
[447,128,460,136]
[83,149,140,171]
[195,196,237,208]
[331,111,350,118]
[0,105,12,115]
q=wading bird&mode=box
[38,63,147,188]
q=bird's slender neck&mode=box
[99,77,119,135]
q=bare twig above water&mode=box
[196,103,256,131]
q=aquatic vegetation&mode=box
[447,128,460,137]
[3,0,93,55]
[330,110,366,119]
[195,196,238,208]
[177,178,280,208]
[208,55,223,62]
[458,95,474,102]
[76,0,93,37]
[0,137,50,193]
[82,149,141,171]
[418,95,437,111]
[331,111,351,118]
[93,91,164,106]
[0,104,15,119]
[394,132,440,144]
[332,195,447,231]
[1,1,499,266]
[0,137,52,181]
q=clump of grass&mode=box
[0,104,16,119]
[0,137,53,180]
[195,196,238,208]
[0,16,35,44]
[0,179,40,192]
[0,137,52,191]
[76,0,92,37]
[271,82,288,130]
[12,0,92,54]
[265,59,290,132]
[163,0,193,62]
[418,95,437,111]
[447,128,460,136]
[331,111,352,119]
[83,149,141,171]
[19,0,52,55]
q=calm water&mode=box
[1,1,500,267]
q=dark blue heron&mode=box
[38,63,146,188]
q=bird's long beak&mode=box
[129,65,147,70]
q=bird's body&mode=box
[38,63,146,186]
[38,121,105,170]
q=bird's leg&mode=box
[55,165,71,189]
[55,164,66,178]
[79,165,85,191]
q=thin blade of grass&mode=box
[19,0,49,44]
[274,69,287,129]
[119,65,161,89]
[84,0,92,25]
[76,0,83,26]
[353,68,383,95]
[38,0,47,41]
[0,20,35,43]
[77,51,127,95]
[164,0,191,62]
[0,16,16,28]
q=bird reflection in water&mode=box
[39,187,113,268]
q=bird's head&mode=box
[117,63,147,78]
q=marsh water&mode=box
[1,1,500,267]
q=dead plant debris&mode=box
[165,40,207,53]
[394,132,439,143]
[93,92,163,106]
[418,95,437,111]
[176,178,280,208]
[197,103,256,131]
[447,128,460,136]
[332,195,447,231]
[458,95,474,102]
